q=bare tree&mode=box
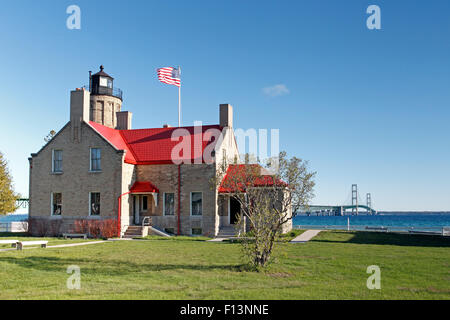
[213,151,315,269]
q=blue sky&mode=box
[0,0,449,211]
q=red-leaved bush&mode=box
[72,219,117,239]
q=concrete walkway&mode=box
[0,240,107,252]
[207,238,228,242]
[291,230,322,243]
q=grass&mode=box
[0,231,449,299]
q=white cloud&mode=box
[262,84,290,97]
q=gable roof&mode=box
[218,164,287,193]
[88,121,223,165]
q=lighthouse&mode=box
[88,65,126,129]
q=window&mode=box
[191,192,202,216]
[90,193,100,216]
[90,148,101,172]
[191,228,202,236]
[99,77,108,87]
[142,196,148,212]
[51,193,62,216]
[164,193,175,216]
[165,228,175,235]
[52,150,63,173]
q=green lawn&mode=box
[0,231,449,299]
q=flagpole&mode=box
[178,66,181,127]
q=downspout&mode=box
[177,164,181,235]
[117,191,131,238]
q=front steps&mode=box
[216,226,237,238]
[122,225,172,238]
[123,226,148,238]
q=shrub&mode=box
[47,219,62,237]
[72,219,117,239]
[28,218,47,237]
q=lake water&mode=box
[293,213,450,232]
[2,213,450,232]
[0,214,28,223]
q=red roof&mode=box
[130,181,159,194]
[89,121,222,165]
[218,164,287,193]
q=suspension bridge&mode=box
[15,198,29,209]
[300,184,378,216]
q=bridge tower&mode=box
[352,184,358,216]
[366,193,372,215]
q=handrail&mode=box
[142,217,152,227]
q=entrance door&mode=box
[229,197,240,225]
[134,195,140,225]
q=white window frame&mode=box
[190,192,203,216]
[51,192,62,216]
[52,149,63,173]
[89,192,101,216]
[89,148,102,172]
[163,192,175,216]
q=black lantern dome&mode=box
[88,65,123,100]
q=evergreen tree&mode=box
[0,151,19,215]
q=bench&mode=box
[16,241,48,250]
[63,233,87,239]
[0,240,19,248]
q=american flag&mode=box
[157,67,181,87]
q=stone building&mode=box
[28,66,291,237]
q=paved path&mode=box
[0,240,107,252]
[291,230,322,243]
[47,241,107,248]
[207,238,228,242]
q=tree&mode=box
[0,152,19,215]
[44,130,57,143]
[214,151,315,269]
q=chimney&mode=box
[116,111,133,130]
[220,104,233,128]
[70,88,90,124]
[70,88,90,142]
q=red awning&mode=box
[130,181,159,194]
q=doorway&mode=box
[229,197,240,225]
[133,195,140,225]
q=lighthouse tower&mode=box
[88,65,130,129]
